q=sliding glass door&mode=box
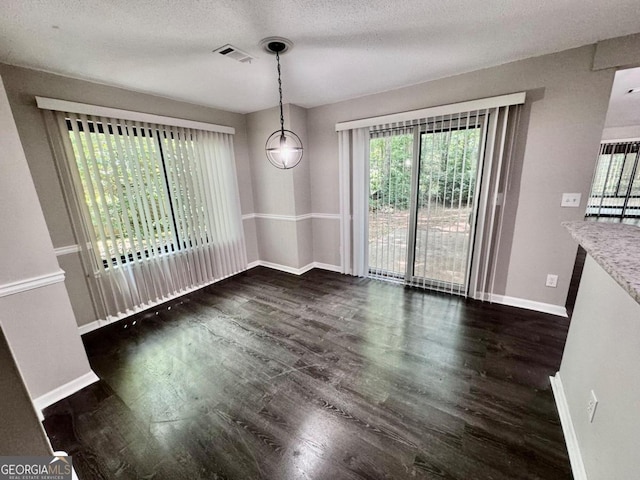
[368,129,414,279]
[368,116,484,295]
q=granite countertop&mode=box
[563,221,640,305]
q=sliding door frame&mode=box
[400,115,488,295]
[337,92,525,300]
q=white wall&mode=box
[0,74,93,400]
[558,255,640,479]
[306,44,616,308]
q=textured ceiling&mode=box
[1,0,640,114]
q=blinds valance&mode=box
[36,96,235,135]
[335,92,525,132]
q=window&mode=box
[587,141,640,224]
[67,119,176,266]
[41,100,246,319]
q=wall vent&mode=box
[213,44,254,64]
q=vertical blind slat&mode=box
[53,111,246,320]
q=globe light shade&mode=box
[265,129,303,169]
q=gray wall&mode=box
[0,74,93,399]
[306,45,615,308]
[0,64,257,326]
[559,255,640,479]
[246,103,315,269]
[0,327,52,455]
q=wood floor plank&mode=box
[43,267,572,479]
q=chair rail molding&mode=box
[0,269,66,298]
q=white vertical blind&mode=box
[338,130,352,274]
[338,93,524,300]
[50,111,247,319]
[338,127,370,276]
[411,113,484,295]
[352,128,370,277]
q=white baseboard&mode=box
[34,370,100,418]
[247,260,261,269]
[247,260,342,275]
[77,269,246,335]
[78,313,128,336]
[550,372,588,480]
[313,262,342,273]
[482,293,568,317]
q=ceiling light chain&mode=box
[276,50,285,135]
[262,37,303,170]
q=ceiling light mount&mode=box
[260,37,294,55]
[261,37,302,170]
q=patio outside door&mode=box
[368,117,484,295]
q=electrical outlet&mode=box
[561,193,582,207]
[587,390,598,423]
[545,274,558,288]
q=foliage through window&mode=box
[67,118,219,267]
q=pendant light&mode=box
[261,37,303,169]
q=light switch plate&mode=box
[561,193,582,207]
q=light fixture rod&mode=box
[276,50,285,135]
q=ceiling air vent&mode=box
[213,44,254,64]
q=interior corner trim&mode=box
[0,269,66,298]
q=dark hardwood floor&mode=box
[43,267,572,480]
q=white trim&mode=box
[335,92,526,131]
[0,269,66,298]
[247,260,342,275]
[36,96,235,135]
[600,137,640,144]
[311,213,342,220]
[251,261,315,275]
[242,213,341,222]
[313,262,342,273]
[480,293,568,317]
[33,371,100,414]
[78,262,341,335]
[54,244,81,256]
[550,373,588,480]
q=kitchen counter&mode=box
[563,221,640,305]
